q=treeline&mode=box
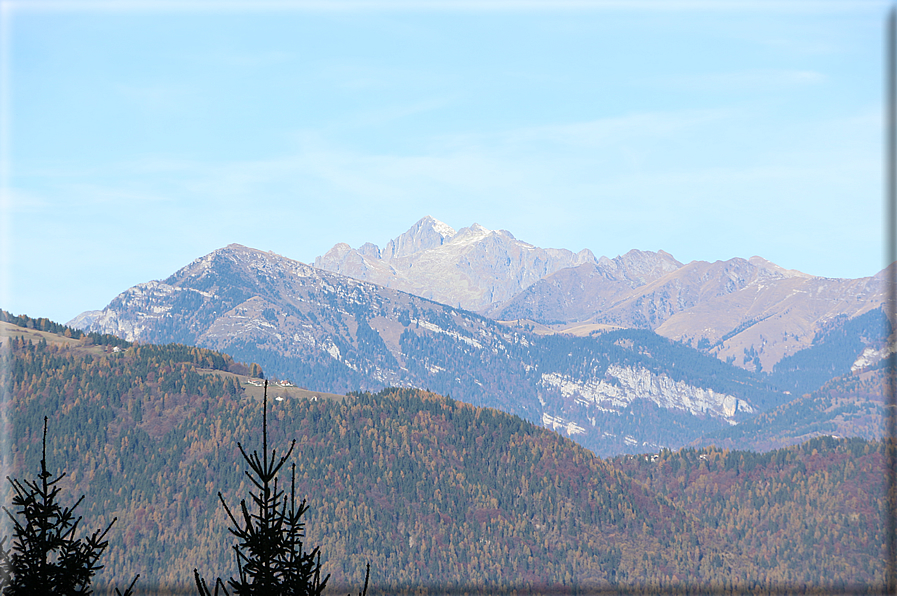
[0,317,889,593]
[0,309,129,347]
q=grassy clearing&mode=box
[495,318,625,337]
[197,367,346,403]
[0,321,110,356]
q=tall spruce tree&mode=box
[195,381,350,596]
[0,417,138,595]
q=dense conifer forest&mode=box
[0,314,890,594]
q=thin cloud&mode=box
[4,188,48,214]
[338,96,463,129]
[309,58,450,92]
[426,109,736,155]
[113,83,199,112]
[191,49,295,69]
[56,183,177,206]
[651,69,828,93]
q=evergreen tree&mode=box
[194,381,344,596]
[0,417,138,595]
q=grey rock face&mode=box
[66,309,103,330]
[314,216,596,312]
[381,215,455,260]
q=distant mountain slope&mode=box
[314,216,597,312]
[691,365,887,452]
[653,260,886,371]
[312,217,886,378]
[483,250,684,324]
[492,254,886,373]
[78,244,787,456]
[1,321,887,592]
[766,307,891,396]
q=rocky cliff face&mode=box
[541,364,752,422]
[314,216,596,312]
[381,215,456,259]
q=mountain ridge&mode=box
[314,216,597,311]
[77,243,795,456]
[314,217,886,373]
[69,217,890,456]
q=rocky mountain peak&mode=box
[381,216,456,260]
[207,243,270,261]
[427,216,457,239]
[747,256,813,279]
[314,217,599,312]
[320,242,353,262]
[595,249,684,285]
[446,222,494,246]
[162,243,318,295]
[358,242,381,259]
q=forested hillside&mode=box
[610,437,888,586]
[693,364,887,452]
[0,316,889,594]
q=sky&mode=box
[0,0,889,325]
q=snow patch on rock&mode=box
[852,344,895,372]
[541,413,586,436]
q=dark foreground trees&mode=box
[195,382,368,596]
[0,417,138,596]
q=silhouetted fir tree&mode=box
[195,381,361,596]
[0,417,138,596]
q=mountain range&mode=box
[314,216,597,312]
[317,217,888,374]
[71,218,891,455]
[76,243,778,455]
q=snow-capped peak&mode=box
[425,216,457,240]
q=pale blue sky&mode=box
[0,0,888,324]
